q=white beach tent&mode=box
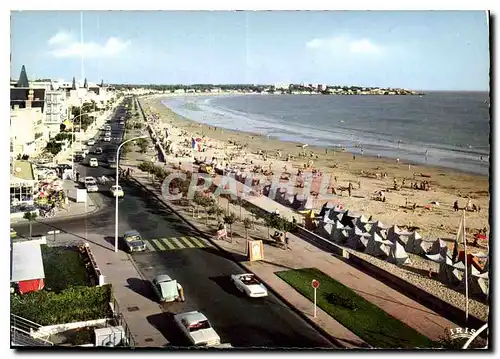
[437,255,463,285]
[364,232,391,258]
[317,220,335,240]
[333,226,352,245]
[345,230,370,250]
[404,231,425,255]
[428,239,449,258]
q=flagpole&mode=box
[463,210,469,324]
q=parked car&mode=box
[110,185,124,197]
[230,273,268,298]
[151,274,185,303]
[94,147,103,155]
[104,136,111,142]
[174,311,221,347]
[84,177,99,192]
[122,230,146,252]
[87,139,96,146]
[74,154,84,163]
[10,228,17,238]
[105,131,111,137]
[74,150,86,159]
[105,125,111,131]
[89,158,99,167]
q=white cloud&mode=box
[48,30,73,45]
[306,35,384,55]
[48,30,131,58]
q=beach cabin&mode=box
[11,241,46,294]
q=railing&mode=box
[10,314,53,346]
[110,295,136,348]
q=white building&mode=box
[10,93,48,159]
[274,83,290,90]
[44,90,69,138]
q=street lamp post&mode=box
[69,112,89,177]
[114,135,147,252]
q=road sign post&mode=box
[311,279,320,318]
[47,230,60,243]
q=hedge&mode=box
[11,285,112,326]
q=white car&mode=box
[110,185,124,197]
[105,125,111,131]
[84,177,99,192]
[104,136,111,142]
[151,274,185,303]
[89,158,99,167]
[105,131,111,137]
[87,139,96,146]
[174,311,221,347]
[230,273,268,298]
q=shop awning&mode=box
[10,174,36,187]
[11,241,45,282]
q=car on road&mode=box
[107,157,117,168]
[10,228,17,238]
[74,150,86,159]
[57,163,72,171]
[87,139,96,146]
[94,147,103,155]
[104,136,111,142]
[105,125,111,131]
[151,274,185,303]
[105,131,111,137]
[74,154,84,163]
[110,185,124,197]
[230,273,268,298]
[89,158,99,167]
[84,177,99,192]
[122,230,146,252]
[174,311,221,347]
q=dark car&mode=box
[74,154,84,162]
[94,147,103,155]
[57,163,72,170]
[122,230,147,252]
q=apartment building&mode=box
[44,90,69,138]
[10,90,48,159]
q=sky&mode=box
[10,10,490,90]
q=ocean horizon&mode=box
[161,92,490,176]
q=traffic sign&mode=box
[311,279,320,289]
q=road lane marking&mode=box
[179,237,195,248]
[147,240,161,252]
[196,237,211,247]
[144,241,156,252]
[159,238,176,250]
[189,236,205,247]
[171,237,185,249]
[152,239,166,251]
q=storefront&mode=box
[10,174,36,206]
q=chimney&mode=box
[26,89,34,109]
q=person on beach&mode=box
[453,200,459,211]
[397,158,400,165]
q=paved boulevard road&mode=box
[12,104,336,348]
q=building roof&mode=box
[11,241,45,282]
[10,88,46,111]
[17,65,29,88]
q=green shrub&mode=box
[10,285,112,326]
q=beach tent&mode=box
[291,194,307,210]
[387,225,401,242]
[458,263,489,298]
[319,202,336,217]
[428,239,449,258]
[437,255,463,285]
[345,230,370,250]
[330,209,346,223]
[333,227,352,245]
[404,231,427,255]
[364,232,391,258]
[317,220,335,239]
[340,211,356,228]
[386,241,410,265]
[303,196,314,211]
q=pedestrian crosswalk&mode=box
[143,236,211,251]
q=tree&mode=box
[193,192,206,218]
[242,218,252,240]
[23,211,38,239]
[223,212,237,241]
[207,206,217,225]
[137,138,149,154]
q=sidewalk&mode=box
[124,166,460,346]
[84,235,169,347]
[10,181,101,224]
